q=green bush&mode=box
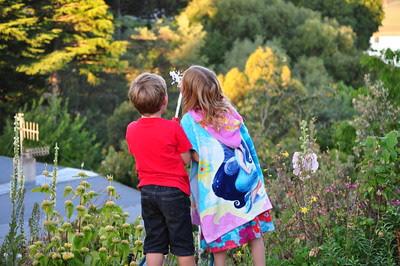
[28,166,144,265]
[0,97,101,170]
[106,101,140,148]
[100,141,138,188]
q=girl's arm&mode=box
[191,150,199,162]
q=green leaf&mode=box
[73,234,84,250]
[66,204,74,220]
[384,130,398,149]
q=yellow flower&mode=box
[62,252,74,260]
[51,252,61,260]
[310,196,317,203]
[300,207,309,214]
[281,151,289,158]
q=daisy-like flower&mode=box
[310,196,318,203]
[169,70,183,85]
[281,151,289,158]
[300,207,309,214]
[170,70,184,118]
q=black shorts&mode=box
[140,185,194,256]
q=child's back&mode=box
[126,117,191,195]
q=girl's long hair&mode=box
[181,65,232,130]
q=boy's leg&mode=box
[249,237,265,266]
[160,187,195,265]
[213,251,227,266]
[146,253,164,266]
[177,255,196,266]
[141,186,169,264]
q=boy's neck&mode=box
[141,110,163,118]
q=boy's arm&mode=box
[181,151,191,165]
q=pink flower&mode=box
[345,183,358,190]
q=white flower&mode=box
[169,70,183,85]
[292,152,319,179]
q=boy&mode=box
[126,73,195,266]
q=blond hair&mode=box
[181,65,231,129]
[128,73,167,115]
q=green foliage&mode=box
[220,36,264,73]
[0,115,27,266]
[0,97,101,170]
[266,120,399,265]
[0,0,128,135]
[106,0,189,18]
[361,49,400,105]
[14,0,128,85]
[0,0,47,132]
[358,131,399,219]
[28,203,41,244]
[288,0,384,50]
[100,141,137,188]
[352,78,400,142]
[106,101,140,148]
[194,0,362,84]
[332,121,356,154]
[29,166,145,265]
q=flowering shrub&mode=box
[263,120,400,265]
[0,115,27,266]
[24,145,145,266]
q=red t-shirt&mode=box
[125,117,192,195]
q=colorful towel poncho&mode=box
[181,110,273,244]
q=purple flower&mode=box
[390,199,400,207]
[345,183,358,190]
[325,185,335,193]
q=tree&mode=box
[0,0,48,132]
[192,0,362,84]
[0,97,101,170]
[106,0,189,19]
[0,0,128,135]
[15,0,128,87]
[288,0,384,50]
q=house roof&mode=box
[0,156,141,243]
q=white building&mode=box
[369,0,400,59]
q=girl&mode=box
[180,65,274,266]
